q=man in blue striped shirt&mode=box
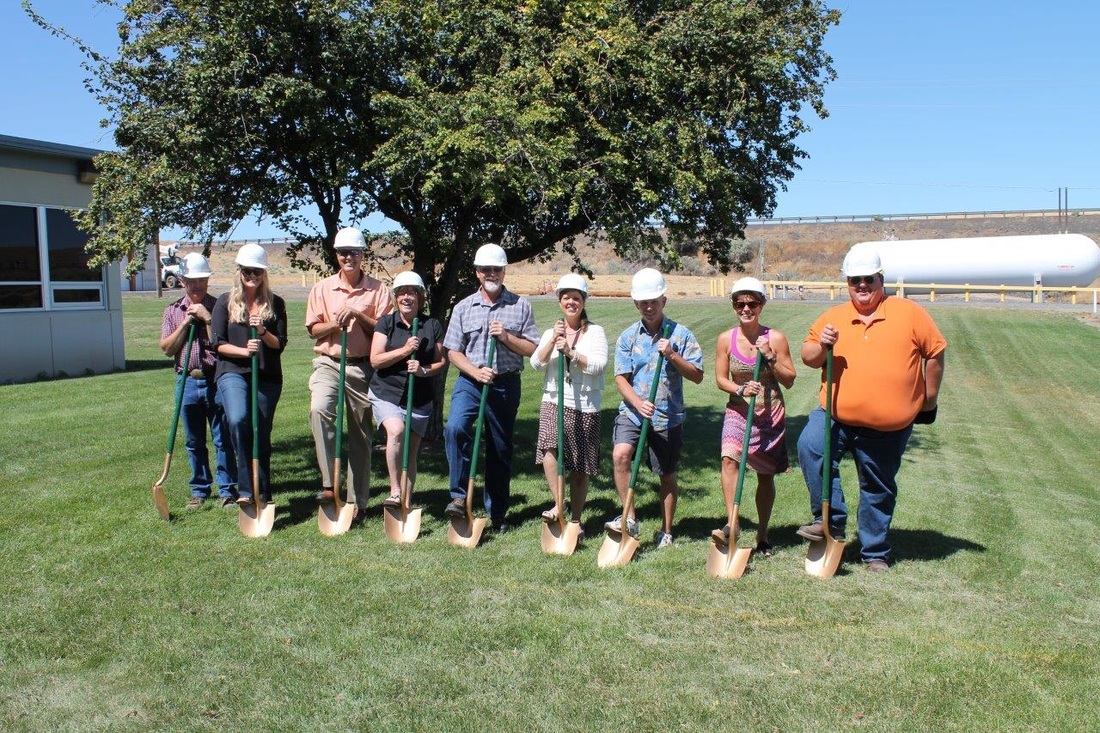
[443,244,540,532]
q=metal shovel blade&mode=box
[447,514,486,548]
[597,531,639,569]
[541,519,581,556]
[238,498,275,538]
[383,505,423,544]
[805,531,845,579]
[706,544,752,579]
[318,499,356,537]
[152,482,171,522]
[706,535,753,579]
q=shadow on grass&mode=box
[127,359,173,373]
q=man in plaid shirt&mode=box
[159,253,238,508]
[443,244,540,532]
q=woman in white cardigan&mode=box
[530,273,608,536]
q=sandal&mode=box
[382,494,401,508]
[541,507,559,523]
[754,541,774,558]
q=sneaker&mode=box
[654,530,674,549]
[185,497,205,510]
[315,488,335,503]
[603,515,640,539]
[866,559,889,573]
[220,496,237,509]
[710,524,731,545]
[444,498,467,518]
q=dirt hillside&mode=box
[171,212,1100,297]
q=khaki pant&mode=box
[309,357,373,509]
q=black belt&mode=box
[495,370,521,378]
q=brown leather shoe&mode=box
[315,488,335,503]
[866,559,889,573]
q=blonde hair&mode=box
[228,269,275,324]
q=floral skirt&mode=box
[720,400,789,475]
[535,402,601,476]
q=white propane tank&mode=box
[847,234,1100,289]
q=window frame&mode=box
[0,202,106,312]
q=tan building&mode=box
[0,134,125,384]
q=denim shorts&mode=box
[367,388,432,437]
[612,412,683,476]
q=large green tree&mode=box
[30,0,838,315]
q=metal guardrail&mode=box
[708,278,1100,313]
[746,208,1100,226]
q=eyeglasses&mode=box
[847,275,877,286]
[733,300,762,311]
[240,267,264,277]
[477,266,503,274]
[335,249,362,258]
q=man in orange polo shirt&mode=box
[796,248,946,572]
[306,227,393,517]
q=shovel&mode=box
[239,326,276,538]
[319,326,356,536]
[541,339,581,555]
[806,346,844,577]
[706,350,764,579]
[152,322,196,520]
[598,323,670,569]
[447,337,496,548]
[384,317,424,543]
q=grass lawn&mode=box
[1,292,1098,731]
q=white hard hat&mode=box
[473,243,508,267]
[630,267,667,300]
[730,276,766,302]
[179,253,212,279]
[555,273,588,298]
[842,247,883,278]
[235,243,269,270]
[392,270,426,294]
[334,227,367,250]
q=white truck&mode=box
[159,244,183,288]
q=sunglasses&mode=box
[847,275,877,286]
[733,300,762,310]
[335,249,362,258]
[239,267,264,277]
[477,266,503,274]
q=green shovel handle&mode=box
[821,346,833,507]
[400,317,420,473]
[334,326,348,466]
[557,322,566,479]
[732,350,765,507]
[250,326,260,464]
[628,323,672,488]
[468,337,498,481]
[166,322,197,452]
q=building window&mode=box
[0,203,105,310]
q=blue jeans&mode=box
[217,372,282,502]
[179,375,237,499]
[797,407,912,562]
[445,373,521,524]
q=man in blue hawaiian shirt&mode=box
[604,268,704,549]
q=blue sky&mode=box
[4,1,1099,239]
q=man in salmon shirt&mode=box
[306,227,393,518]
[796,248,946,572]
